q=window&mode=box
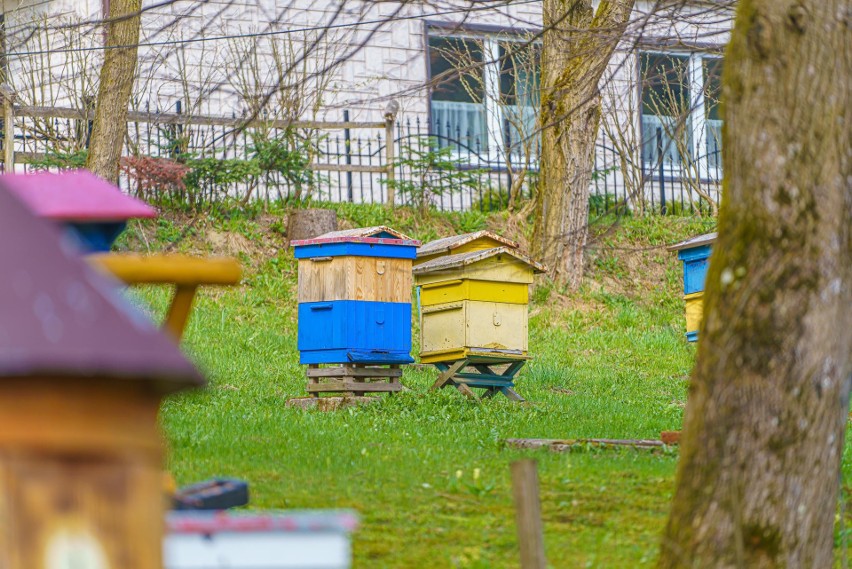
[499,41,540,160]
[703,58,723,170]
[428,31,539,163]
[428,36,487,152]
[640,51,723,177]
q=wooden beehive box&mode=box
[413,246,545,364]
[4,169,156,251]
[667,232,716,342]
[0,180,203,569]
[292,226,420,365]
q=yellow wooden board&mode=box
[419,348,529,364]
[414,255,535,287]
[89,253,241,286]
[298,255,412,303]
[684,291,704,334]
[420,279,528,306]
[420,300,529,361]
[88,253,241,341]
[420,302,467,356]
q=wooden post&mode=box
[0,84,15,173]
[511,459,546,569]
[384,101,398,207]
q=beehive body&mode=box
[677,243,713,342]
[415,248,541,364]
[420,300,529,363]
[293,228,418,366]
[298,255,412,303]
[0,380,165,569]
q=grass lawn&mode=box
[118,206,850,567]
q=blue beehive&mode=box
[292,226,420,365]
[667,232,716,342]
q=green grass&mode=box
[119,209,851,567]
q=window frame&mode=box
[426,26,540,167]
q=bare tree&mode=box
[659,0,851,566]
[85,0,142,182]
[533,0,635,289]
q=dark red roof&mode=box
[0,180,203,391]
[2,170,156,221]
[290,225,420,247]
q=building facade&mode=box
[0,0,733,210]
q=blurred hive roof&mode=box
[0,179,203,392]
[2,170,157,222]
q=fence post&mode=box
[656,127,666,214]
[504,117,513,203]
[343,110,353,202]
[0,84,15,172]
[511,459,546,569]
[84,94,95,148]
[384,101,398,207]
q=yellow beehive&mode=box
[414,246,545,364]
[667,232,716,342]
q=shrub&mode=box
[29,150,88,171]
[120,156,191,203]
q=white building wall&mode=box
[0,0,732,208]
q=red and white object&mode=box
[164,511,358,569]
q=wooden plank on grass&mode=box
[504,438,665,450]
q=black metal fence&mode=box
[2,100,721,215]
[303,116,721,215]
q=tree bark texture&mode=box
[85,0,141,183]
[659,1,851,567]
[533,0,634,288]
[286,208,338,242]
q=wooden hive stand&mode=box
[431,353,529,401]
[306,364,403,397]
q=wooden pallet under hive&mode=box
[306,364,403,397]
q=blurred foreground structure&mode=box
[0,178,203,568]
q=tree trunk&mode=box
[286,208,338,243]
[85,0,141,183]
[533,0,634,288]
[659,1,851,567]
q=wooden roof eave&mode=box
[412,246,547,275]
[666,232,718,252]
